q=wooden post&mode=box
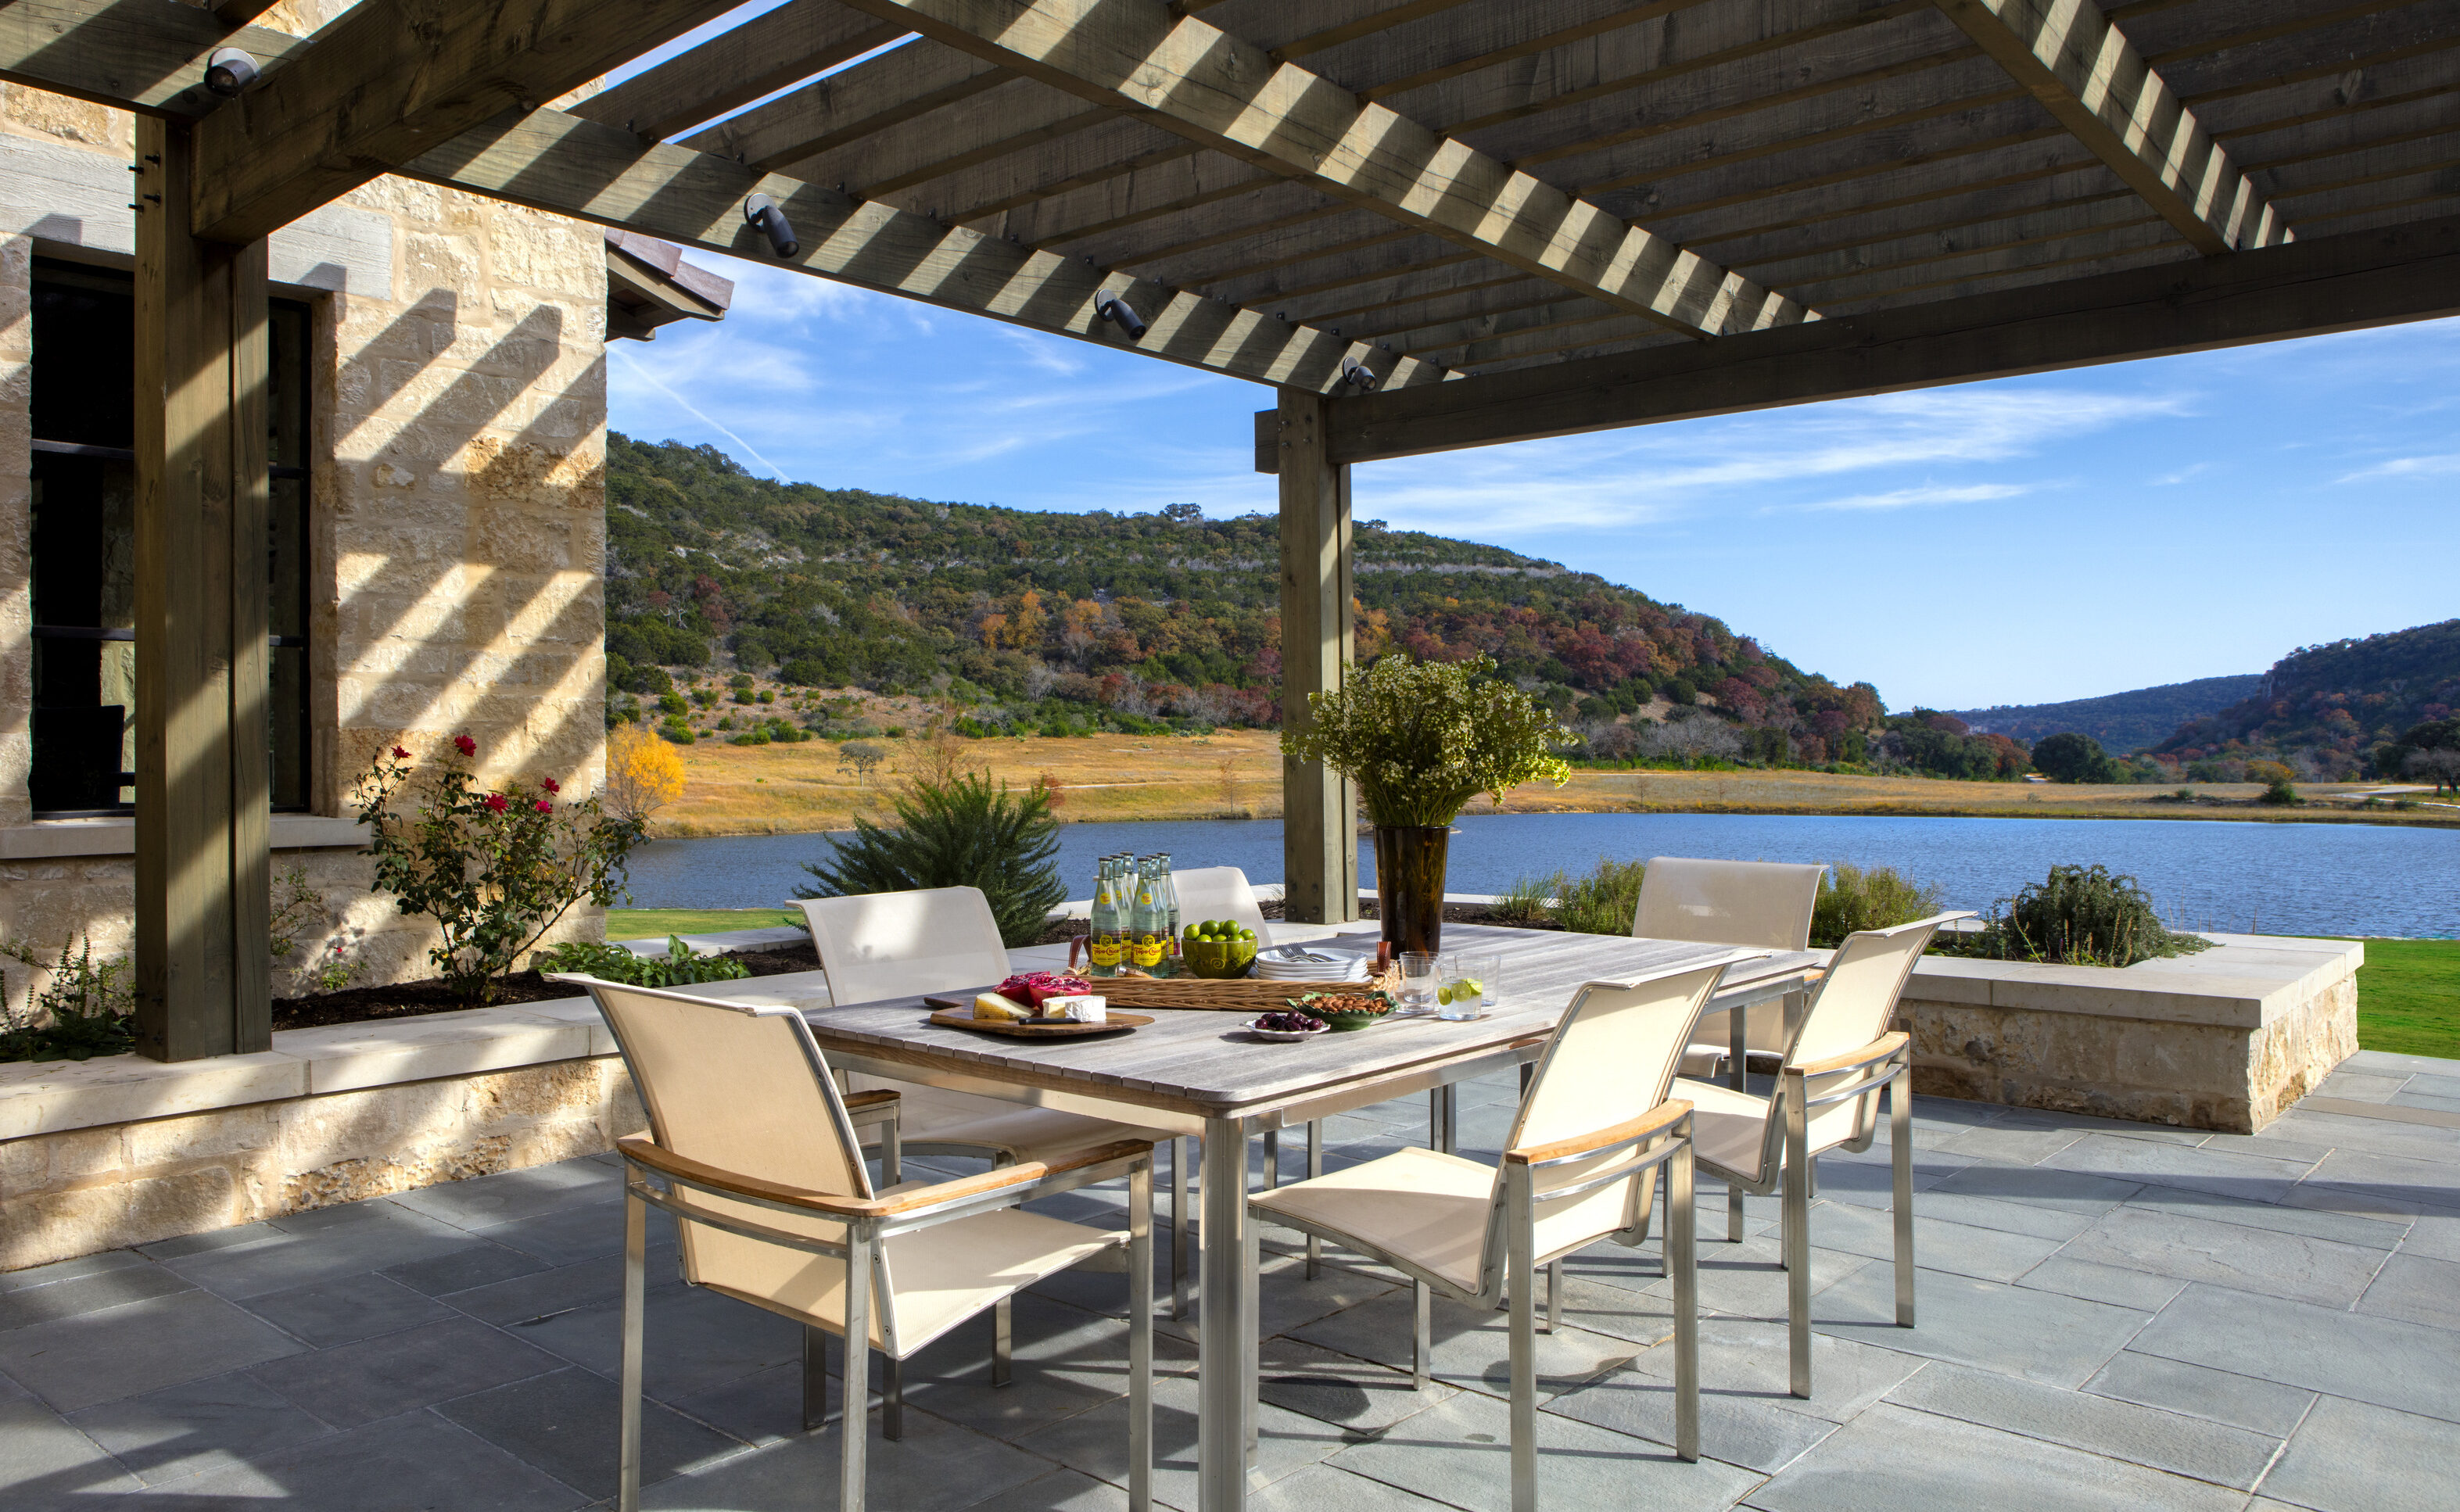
[1275,388,1357,926]
[132,116,271,1061]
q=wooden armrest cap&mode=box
[1505,1099,1693,1166]
[1793,1030,1910,1080]
[841,1089,899,1111]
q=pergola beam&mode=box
[826,0,1810,339]
[1261,213,2460,468]
[0,0,306,120]
[192,0,741,242]
[573,0,909,140]
[403,105,1436,392]
[1933,0,2287,254]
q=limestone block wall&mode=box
[0,1055,642,1271]
[0,24,612,1004]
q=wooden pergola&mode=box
[7,0,2456,1062]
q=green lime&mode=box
[1462,979,1483,995]
[1185,923,1201,940]
[1436,986,1454,1005]
[1237,928,1256,941]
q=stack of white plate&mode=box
[1252,945,1371,982]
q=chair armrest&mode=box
[617,1134,1151,1219]
[1793,1030,1910,1080]
[1504,1099,1692,1167]
[841,1088,898,1127]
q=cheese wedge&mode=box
[974,991,1031,1022]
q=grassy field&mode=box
[647,728,2460,837]
[2343,937,2460,1061]
[605,907,799,940]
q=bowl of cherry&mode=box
[1245,1010,1328,1042]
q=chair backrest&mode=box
[1631,857,1827,950]
[791,887,1009,1005]
[1497,951,1765,1273]
[579,978,894,1343]
[1169,865,1274,946]
[1784,911,1971,1159]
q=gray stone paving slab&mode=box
[2017,1256,2189,1312]
[469,1196,649,1267]
[381,1239,553,1296]
[2315,1071,2406,1100]
[973,1466,1139,1511]
[1745,1400,2247,1512]
[2390,1089,2460,1114]
[1992,1108,2212,1146]
[1246,1462,1460,1512]
[1328,1385,1763,1512]
[0,1259,191,1332]
[132,1405,588,1512]
[516,1283,801,1399]
[1532,1268,1681,1348]
[2354,1251,2460,1330]
[1800,1150,1971,1210]
[1544,1352,1837,1473]
[2083,1352,2316,1439]
[1015,1366,1347,1512]
[2406,1073,2460,1099]
[243,1316,565,1429]
[135,1221,283,1260]
[904,1292,1197,1442]
[1807,1199,2064,1283]
[1813,1267,2146,1389]
[1615,1313,1925,1424]
[1933,1123,2089,1165]
[235,1270,456,1347]
[2120,1188,2410,1249]
[2058,1206,2390,1308]
[439,1247,684,1330]
[2399,1202,2460,1263]
[2129,1282,2460,1422]
[1906,1188,2098,1241]
[0,1288,305,1413]
[389,1158,621,1231]
[437,1363,748,1500]
[0,1392,140,1505]
[2303,1146,2460,1208]
[1258,1332,1454,1435]
[0,1249,148,1295]
[2044,1133,2318,1205]
[156,1201,484,1301]
[1287,1288,1637,1402]
[2260,1393,2460,1512]
[2267,1109,2460,1163]
[2349,1049,2460,1077]
[63,1371,332,1488]
[1887,1358,2279,1490]
[1636,1233,1870,1321]
[1927,1161,2143,1217]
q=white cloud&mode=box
[2336,452,2460,484]
[1788,482,2028,513]
[2151,463,2209,485]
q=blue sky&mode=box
[603,12,2458,715]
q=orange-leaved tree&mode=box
[607,724,687,829]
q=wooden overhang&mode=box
[6,0,2454,432]
[605,229,737,341]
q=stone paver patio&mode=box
[5,1050,2459,1510]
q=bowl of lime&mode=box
[1181,921,1260,978]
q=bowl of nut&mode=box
[1245,1009,1327,1041]
[1286,989,1397,1032]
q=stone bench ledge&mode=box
[1906,935,2361,1030]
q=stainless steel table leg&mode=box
[1172,1136,1192,1321]
[1262,1128,1279,1190]
[1197,1116,1251,1512]
[1430,1084,1456,1155]
[1305,1120,1323,1280]
[992,1296,1013,1386]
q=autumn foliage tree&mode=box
[605,725,687,828]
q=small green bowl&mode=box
[1288,989,1396,1032]
[1182,937,1260,979]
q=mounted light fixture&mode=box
[1095,293,1147,341]
[203,47,258,97]
[744,194,798,259]
[1341,357,1381,392]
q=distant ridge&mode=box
[2155,618,2460,769]
[1949,675,2261,754]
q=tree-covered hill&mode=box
[2152,618,2460,779]
[1947,675,2261,754]
[602,435,1891,760]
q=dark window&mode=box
[28,260,314,817]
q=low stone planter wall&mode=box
[1901,933,2361,1134]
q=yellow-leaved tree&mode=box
[607,725,687,829]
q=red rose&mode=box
[540,778,560,794]
[454,734,477,757]
[484,794,508,812]
[391,746,410,759]
[533,799,553,814]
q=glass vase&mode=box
[1373,823,1451,956]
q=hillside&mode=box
[1949,675,2261,754]
[601,435,1889,759]
[2153,618,2460,778]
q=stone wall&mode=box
[0,1054,641,1271]
[0,26,610,1010]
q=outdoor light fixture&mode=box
[744,194,798,259]
[203,47,257,97]
[1341,357,1381,392]
[1095,293,1147,341]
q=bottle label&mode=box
[1087,937,1124,972]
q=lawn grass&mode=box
[605,907,801,941]
[2340,937,2460,1061]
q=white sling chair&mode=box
[574,978,1153,1512]
[1629,856,1827,1083]
[1670,911,1970,1398]
[791,888,1185,1319]
[1251,952,1766,1510]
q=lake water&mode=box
[620,813,2458,939]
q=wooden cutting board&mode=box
[923,1008,1153,1038]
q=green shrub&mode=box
[533,935,751,988]
[2259,778,2302,806]
[1540,856,1648,936]
[795,772,1066,946]
[2031,732,2114,783]
[1809,862,1945,948]
[0,937,134,1062]
[1938,863,2209,968]
[1492,872,1553,926]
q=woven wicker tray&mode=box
[1089,969,1400,1012]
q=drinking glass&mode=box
[1440,953,1498,1020]
[1398,951,1440,1012]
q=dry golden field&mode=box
[648,729,2456,837]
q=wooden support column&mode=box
[1275,389,1357,926]
[133,116,271,1061]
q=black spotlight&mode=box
[744,194,798,259]
[1341,357,1381,392]
[1095,293,1147,341]
[204,47,258,98]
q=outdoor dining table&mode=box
[708,923,1822,1510]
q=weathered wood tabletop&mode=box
[740,925,1820,1121]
